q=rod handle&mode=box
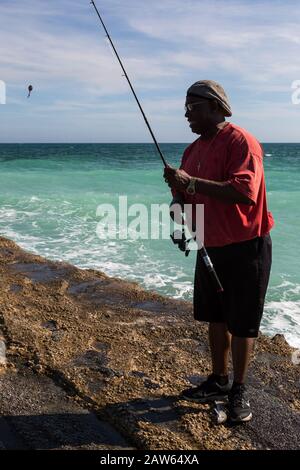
[199,247,224,293]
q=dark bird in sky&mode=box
[27,85,33,98]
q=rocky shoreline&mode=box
[0,236,299,450]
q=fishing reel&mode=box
[170,229,195,257]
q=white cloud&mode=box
[0,0,179,94]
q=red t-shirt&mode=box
[175,122,274,247]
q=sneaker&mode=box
[180,374,230,403]
[228,384,252,422]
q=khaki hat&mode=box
[187,80,232,117]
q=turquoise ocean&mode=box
[0,143,299,348]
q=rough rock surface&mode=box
[0,236,299,450]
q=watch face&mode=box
[186,185,195,195]
[186,180,196,194]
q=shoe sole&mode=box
[230,412,253,423]
[180,393,229,404]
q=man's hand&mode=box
[164,166,191,191]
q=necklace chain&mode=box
[197,129,221,172]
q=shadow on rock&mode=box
[0,412,131,450]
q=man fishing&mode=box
[164,80,274,422]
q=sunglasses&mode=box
[184,99,210,112]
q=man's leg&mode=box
[209,322,231,376]
[229,336,255,422]
[231,336,255,384]
[179,322,231,402]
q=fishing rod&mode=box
[90,0,223,294]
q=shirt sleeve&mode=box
[226,136,263,204]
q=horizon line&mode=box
[1,142,300,145]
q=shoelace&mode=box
[231,387,249,407]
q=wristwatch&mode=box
[186,177,196,195]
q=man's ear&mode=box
[210,99,220,113]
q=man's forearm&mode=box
[194,178,254,205]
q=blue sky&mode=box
[1,0,300,143]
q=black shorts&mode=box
[194,234,272,338]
